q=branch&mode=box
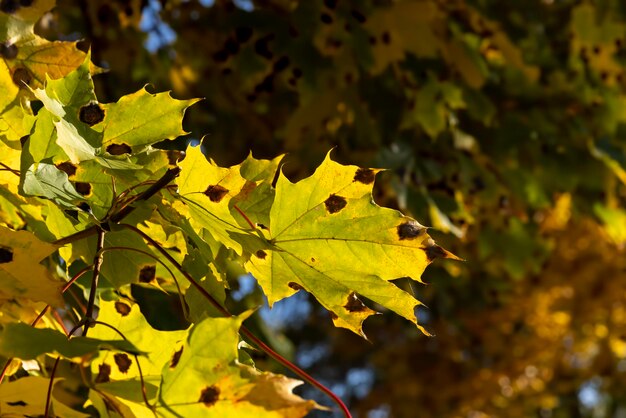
[83,228,105,336]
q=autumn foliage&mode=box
[3,1,626,417]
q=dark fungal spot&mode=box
[113,353,132,373]
[344,292,367,312]
[324,194,347,214]
[12,67,31,88]
[56,162,76,177]
[324,0,337,9]
[351,9,366,23]
[369,36,377,45]
[273,56,290,73]
[381,31,391,44]
[170,347,183,368]
[114,301,131,316]
[95,363,111,383]
[204,184,229,202]
[423,242,448,262]
[397,221,425,240]
[139,265,156,283]
[235,26,253,43]
[311,257,315,262]
[320,13,333,24]
[7,400,26,406]
[0,246,13,263]
[257,223,268,230]
[19,0,33,6]
[74,182,92,196]
[79,103,105,126]
[0,0,19,14]
[354,167,375,184]
[0,42,17,59]
[106,143,132,155]
[255,250,267,259]
[292,68,302,78]
[288,282,303,291]
[199,386,220,407]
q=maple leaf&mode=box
[158,312,319,417]
[246,154,459,337]
[0,226,63,306]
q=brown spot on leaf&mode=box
[106,143,131,155]
[397,221,425,240]
[354,168,375,184]
[114,301,131,316]
[139,265,156,283]
[344,292,367,312]
[0,42,17,59]
[95,363,111,383]
[0,246,13,263]
[199,386,220,407]
[204,184,229,202]
[170,347,183,368]
[381,31,391,45]
[255,250,267,259]
[323,0,337,9]
[6,400,26,406]
[74,182,92,196]
[329,311,338,320]
[12,67,31,88]
[311,257,316,262]
[79,103,105,126]
[56,162,77,177]
[423,241,448,262]
[113,353,132,373]
[324,194,347,214]
[288,282,303,291]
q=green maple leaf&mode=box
[0,322,142,359]
[158,313,318,417]
[246,154,459,337]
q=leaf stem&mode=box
[44,357,60,418]
[83,228,105,336]
[91,320,156,415]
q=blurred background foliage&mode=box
[33,0,626,416]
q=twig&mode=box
[83,228,105,336]
[44,357,60,418]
